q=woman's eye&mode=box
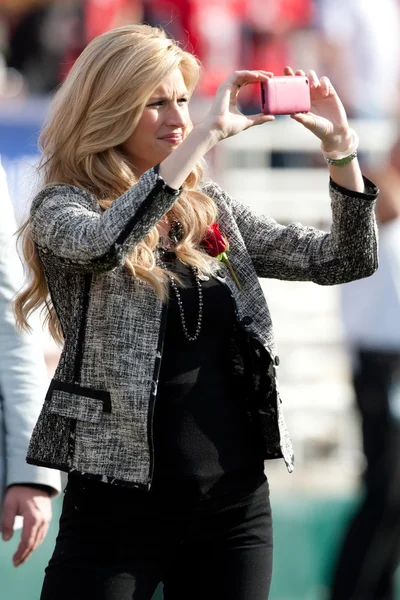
[147,98,188,108]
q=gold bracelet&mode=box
[324,150,358,167]
[321,129,359,167]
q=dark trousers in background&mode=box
[40,471,273,600]
[329,349,400,600]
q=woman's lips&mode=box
[159,134,182,144]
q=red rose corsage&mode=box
[202,223,241,290]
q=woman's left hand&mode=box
[285,66,352,153]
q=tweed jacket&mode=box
[26,166,378,489]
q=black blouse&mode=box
[153,255,264,497]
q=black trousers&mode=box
[329,350,400,600]
[40,471,273,600]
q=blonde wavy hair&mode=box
[14,24,219,344]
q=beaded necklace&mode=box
[169,266,203,342]
[158,217,204,343]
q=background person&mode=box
[328,137,400,600]
[14,24,378,600]
[0,158,61,568]
[314,0,400,122]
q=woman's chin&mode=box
[157,145,181,163]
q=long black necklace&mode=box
[160,217,204,342]
[169,266,203,342]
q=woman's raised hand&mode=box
[284,66,352,152]
[202,70,275,141]
[201,68,352,153]
[160,68,358,191]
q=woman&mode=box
[14,24,378,600]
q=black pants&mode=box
[41,471,273,600]
[329,350,400,600]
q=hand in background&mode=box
[1,485,52,567]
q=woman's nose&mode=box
[166,103,187,126]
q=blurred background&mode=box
[1,1,400,599]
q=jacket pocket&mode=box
[47,379,111,423]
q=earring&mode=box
[169,218,184,244]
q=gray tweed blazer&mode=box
[26,166,378,488]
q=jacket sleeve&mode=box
[0,162,61,496]
[29,166,181,272]
[210,177,379,285]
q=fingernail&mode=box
[3,532,11,541]
[13,556,24,567]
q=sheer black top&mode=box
[153,255,264,497]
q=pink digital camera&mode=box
[260,76,311,115]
